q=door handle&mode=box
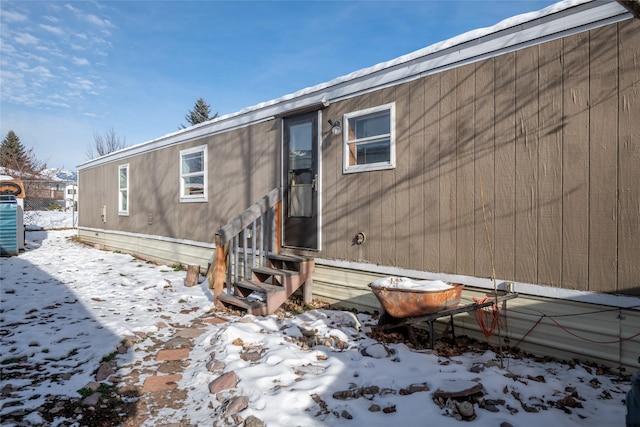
[312,174,318,191]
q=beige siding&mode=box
[317,21,640,296]
[618,20,640,294]
[79,121,279,246]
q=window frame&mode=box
[342,102,396,173]
[118,163,129,216]
[179,144,208,203]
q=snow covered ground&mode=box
[0,212,634,426]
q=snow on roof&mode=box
[78,0,631,170]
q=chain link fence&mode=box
[24,198,68,212]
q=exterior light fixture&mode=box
[328,119,342,135]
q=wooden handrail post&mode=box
[210,234,228,308]
[274,199,281,254]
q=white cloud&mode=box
[40,24,65,36]
[68,77,95,91]
[85,14,113,28]
[29,65,54,79]
[64,4,81,15]
[15,33,39,45]
[1,10,27,23]
[72,57,90,66]
[44,15,60,24]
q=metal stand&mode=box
[378,292,519,348]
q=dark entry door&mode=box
[283,111,319,250]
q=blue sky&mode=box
[0,0,558,170]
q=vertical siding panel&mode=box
[537,39,563,287]
[322,106,339,258]
[456,64,476,276]
[618,20,640,295]
[368,90,384,265]
[380,86,397,267]
[562,33,590,291]
[409,79,425,270]
[395,83,412,268]
[493,52,517,280]
[345,96,361,261]
[337,98,358,261]
[474,58,495,279]
[514,47,539,284]
[589,25,619,292]
[355,94,372,262]
[423,73,441,272]
[439,70,457,273]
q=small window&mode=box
[118,164,129,215]
[343,102,395,173]
[180,145,208,202]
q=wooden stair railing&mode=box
[206,188,314,316]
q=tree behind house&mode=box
[0,130,45,176]
[86,128,127,160]
[180,98,218,129]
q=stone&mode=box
[203,317,229,325]
[209,371,238,394]
[433,380,483,399]
[175,328,206,339]
[224,395,249,416]
[83,381,100,391]
[500,423,514,427]
[340,410,353,419]
[95,362,114,382]
[399,383,429,395]
[164,337,191,349]
[141,374,182,392]
[82,392,101,406]
[368,404,381,412]
[156,348,189,361]
[117,345,128,354]
[469,364,485,373]
[206,359,226,373]
[458,401,475,418]
[244,415,264,427]
[362,343,388,359]
[240,350,263,362]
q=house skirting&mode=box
[310,262,640,373]
[77,228,640,372]
[77,227,215,272]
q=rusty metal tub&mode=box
[369,278,464,318]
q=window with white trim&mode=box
[179,145,207,202]
[343,102,395,173]
[118,164,129,215]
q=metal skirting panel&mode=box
[311,264,640,372]
[78,229,213,271]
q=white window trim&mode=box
[343,102,396,174]
[179,144,208,203]
[118,163,129,216]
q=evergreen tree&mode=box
[0,130,46,177]
[180,98,218,129]
[0,130,32,172]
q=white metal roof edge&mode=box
[77,0,631,171]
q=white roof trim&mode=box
[78,0,631,171]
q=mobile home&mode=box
[77,0,640,371]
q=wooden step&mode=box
[267,253,312,272]
[235,279,283,294]
[217,294,267,312]
[252,266,298,285]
